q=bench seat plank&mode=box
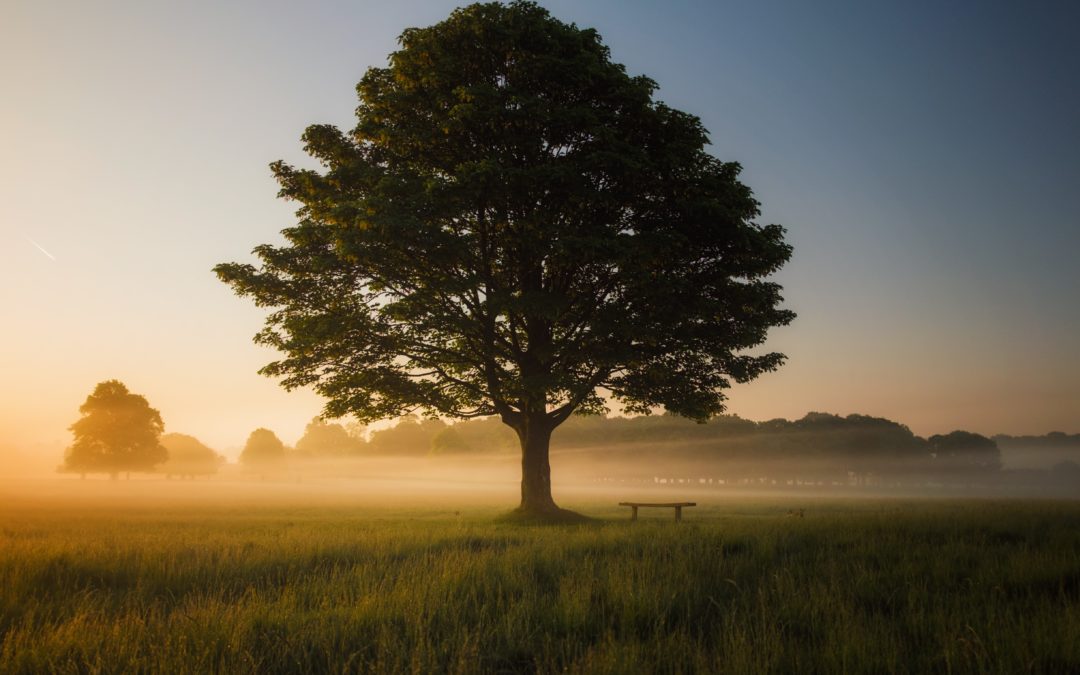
[618,502,697,521]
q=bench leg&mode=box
[675,506,682,522]
[631,505,638,521]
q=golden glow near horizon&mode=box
[2,1,1077,460]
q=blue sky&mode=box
[2,0,1077,454]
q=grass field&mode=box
[1,483,1078,674]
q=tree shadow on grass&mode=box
[495,507,599,526]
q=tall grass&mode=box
[1,499,1078,673]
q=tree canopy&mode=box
[160,433,224,477]
[63,380,167,478]
[928,431,1002,473]
[369,416,448,456]
[215,1,794,515]
[240,428,287,467]
[295,417,367,457]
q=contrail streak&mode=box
[24,235,56,261]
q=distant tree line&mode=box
[510,412,1004,483]
[272,410,1010,485]
[62,380,1072,488]
[994,432,1080,447]
[992,431,1080,474]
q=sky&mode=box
[2,0,1077,457]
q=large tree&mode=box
[216,1,794,518]
[63,380,167,479]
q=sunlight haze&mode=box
[1,0,1077,459]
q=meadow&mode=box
[1,481,1078,674]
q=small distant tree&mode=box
[160,433,224,478]
[240,428,287,468]
[370,416,448,456]
[928,431,1002,474]
[430,426,474,455]
[344,420,369,442]
[450,417,518,454]
[295,417,367,457]
[63,380,167,479]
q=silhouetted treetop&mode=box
[370,416,448,456]
[63,380,167,478]
[240,428,286,466]
[295,417,367,457]
[160,433,224,477]
[929,431,1001,472]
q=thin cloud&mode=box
[24,235,56,261]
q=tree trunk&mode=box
[516,416,558,514]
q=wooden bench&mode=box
[619,502,696,521]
